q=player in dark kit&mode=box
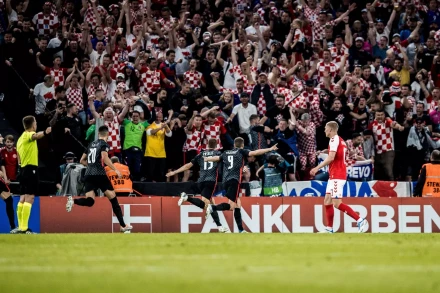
[205,138,278,233]
[66,126,133,233]
[166,139,230,232]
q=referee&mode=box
[16,116,51,234]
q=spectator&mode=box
[406,118,431,181]
[123,111,150,181]
[144,112,172,182]
[368,109,405,180]
[261,94,291,130]
[413,150,440,197]
[0,134,19,184]
[345,133,366,167]
[227,92,257,142]
[33,75,55,129]
[296,113,316,174]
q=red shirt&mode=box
[0,147,18,181]
[328,135,347,180]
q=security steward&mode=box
[413,150,440,197]
[105,157,133,196]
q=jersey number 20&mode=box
[88,148,97,164]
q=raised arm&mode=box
[88,96,101,119]
[248,144,278,157]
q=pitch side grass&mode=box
[0,234,439,293]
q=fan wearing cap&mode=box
[55,152,76,194]
[388,42,411,85]
[251,71,275,116]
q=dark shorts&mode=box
[0,178,10,193]
[84,175,114,194]
[19,165,39,195]
[183,150,198,165]
[197,181,216,200]
[224,179,240,202]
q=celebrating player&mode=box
[66,126,133,233]
[166,138,229,233]
[16,116,51,234]
[310,121,369,233]
[205,138,278,233]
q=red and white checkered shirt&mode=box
[183,70,204,89]
[234,0,247,20]
[345,139,364,167]
[330,44,349,66]
[201,122,224,150]
[276,87,294,105]
[140,67,164,95]
[358,78,371,93]
[317,82,336,91]
[304,4,321,22]
[435,29,440,49]
[83,5,108,30]
[298,89,324,126]
[316,61,339,83]
[45,67,67,88]
[158,17,175,33]
[104,116,122,151]
[183,126,203,151]
[87,83,107,96]
[232,65,257,92]
[369,118,394,154]
[112,45,132,68]
[297,121,316,154]
[66,86,84,111]
[294,28,305,43]
[312,20,335,41]
[32,12,59,37]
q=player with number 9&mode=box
[205,138,278,233]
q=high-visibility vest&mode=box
[105,163,133,193]
[421,163,440,197]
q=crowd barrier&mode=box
[1,197,439,233]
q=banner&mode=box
[40,197,162,233]
[0,196,40,233]
[282,180,411,197]
[32,197,440,233]
[318,153,373,180]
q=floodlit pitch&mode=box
[0,234,439,293]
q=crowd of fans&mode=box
[1,0,440,189]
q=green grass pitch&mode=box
[0,234,439,293]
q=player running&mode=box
[166,138,229,233]
[310,121,369,233]
[205,138,278,233]
[0,170,17,233]
[16,116,51,234]
[66,126,133,233]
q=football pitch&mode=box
[0,234,439,293]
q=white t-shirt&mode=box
[89,50,107,67]
[245,25,270,52]
[222,61,236,90]
[232,103,258,133]
[175,45,192,76]
[34,83,55,115]
[127,34,140,58]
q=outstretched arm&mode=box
[248,144,278,157]
[166,162,194,177]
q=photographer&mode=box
[257,154,287,197]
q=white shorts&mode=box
[325,179,346,199]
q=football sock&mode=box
[21,202,32,231]
[187,197,205,209]
[234,208,244,231]
[325,204,334,229]
[210,209,222,226]
[4,196,16,229]
[212,203,230,211]
[17,202,23,230]
[110,197,126,227]
[338,203,360,221]
[74,197,95,207]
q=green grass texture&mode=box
[0,234,439,293]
